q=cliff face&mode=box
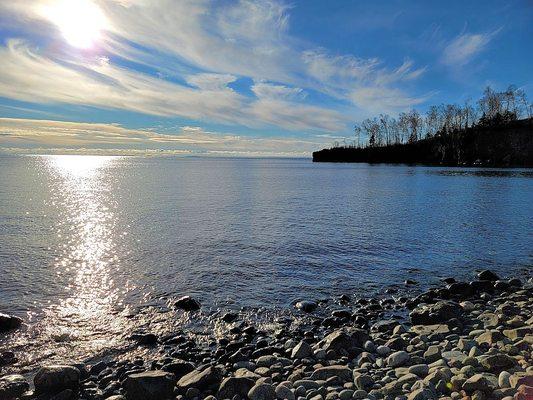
[313,119,533,167]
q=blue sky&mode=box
[0,0,531,156]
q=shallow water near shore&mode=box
[0,154,532,371]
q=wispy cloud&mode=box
[441,30,500,67]
[0,0,429,132]
[0,117,333,156]
[0,39,346,132]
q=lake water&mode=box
[0,154,532,369]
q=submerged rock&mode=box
[0,313,22,332]
[478,270,500,281]
[175,296,201,311]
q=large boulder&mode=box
[174,296,201,311]
[218,377,255,398]
[177,366,221,391]
[34,365,80,394]
[320,328,368,357]
[409,301,461,325]
[0,313,23,332]
[123,371,176,400]
[0,374,29,399]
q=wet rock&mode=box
[123,370,175,400]
[34,365,80,394]
[409,301,461,325]
[0,313,22,332]
[134,333,158,345]
[478,270,500,281]
[320,328,368,357]
[294,301,317,313]
[248,383,276,400]
[470,280,494,294]
[448,282,474,298]
[175,296,201,311]
[291,341,312,359]
[177,366,221,391]
[218,376,255,398]
[161,360,195,378]
[0,374,29,399]
[89,361,107,376]
[222,312,238,322]
[371,320,398,333]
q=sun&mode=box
[42,0,109,49]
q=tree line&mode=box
[335,85,532,148]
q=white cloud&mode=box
[302,50,427,114]
[251,81,306,101]
[442,30,498,66]
[0,117,332,156]
[349,87,429,115]
[0,39,345,132]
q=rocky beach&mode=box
[0,268,532,400]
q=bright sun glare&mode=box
[42,0,108,49]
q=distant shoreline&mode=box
[313,118,533,168]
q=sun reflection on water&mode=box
[42,155,131,355]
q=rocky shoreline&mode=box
[1,269,532,400]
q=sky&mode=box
[0,0,531,157]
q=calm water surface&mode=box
[0,155,532,369]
